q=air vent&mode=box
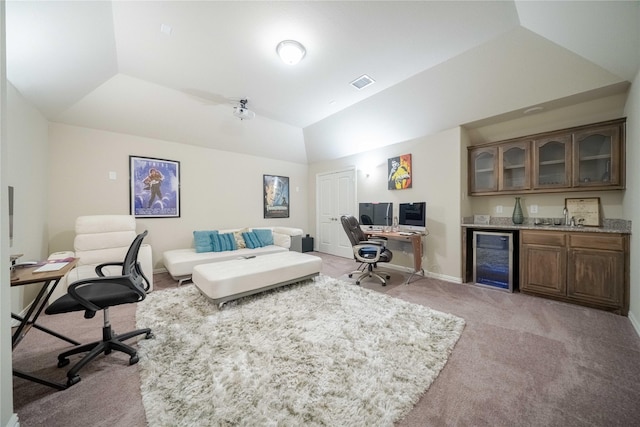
[350,74,375,90]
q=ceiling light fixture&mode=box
[276,40,306,65]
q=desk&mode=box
[365,231,425,283]
[11,258,79,390]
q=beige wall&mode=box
[623,69,640,331]
[7,83,50,314]
[308,127,465,282]
[47,123,310,271]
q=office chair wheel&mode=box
[129,354,139,365]
[58,358,70,368]
[355,280,361,285]
[348,273,353,278]
[385,275,391,279]
[145,331,154,339]
[67,375,81,387]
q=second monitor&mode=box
[399,202,426,232]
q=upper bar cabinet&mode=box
[468,118,625,195]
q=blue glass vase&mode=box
[512,197,524,225]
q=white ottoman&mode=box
[192,251,322,306]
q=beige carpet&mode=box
[11,251,640,426]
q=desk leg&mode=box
[12,276,80,348]
[11,313,80,346]
[404,235,425,284]
[12,281,52,348]
[13,369,67,390]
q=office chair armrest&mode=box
[353,244,382,263]
[95,261,151,291]
[95,261,124,277]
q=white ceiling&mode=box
[6,1,640,164]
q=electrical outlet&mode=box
[530,204,538,214]
[496,205,503,214]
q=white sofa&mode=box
[163,226,303,285]
[48,215,153,302]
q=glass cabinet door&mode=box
[470,147,497,193]
[534,135,571,189]
[573,126,620,187]
[499,142,529,191]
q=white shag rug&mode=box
[136,275,465,426]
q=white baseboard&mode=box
[383,264,462,284]
[425,270,462,284]
[11,304,32,328]
[628,310,640,338]
[5,413,19,427]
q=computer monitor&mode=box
[358,202,393,229]
[399,202,426,232]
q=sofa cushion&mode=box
[194,230,217,253]
[242,231,263,249]
[253,228,274,246]
[213,233,237,252]
[233,228,249,249]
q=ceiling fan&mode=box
[232,99,255,121]
[182,89,255,120]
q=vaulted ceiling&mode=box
[6,1,639,164]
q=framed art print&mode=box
[565,197,600,227]
[388,154,412,190]
[264,174,289,218]
[130,156,181,218]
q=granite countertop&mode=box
[461,217,631,234]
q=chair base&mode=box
[57,324,154,387]
[348,268,391,286]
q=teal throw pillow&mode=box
[242,231,263,249]
[253,229,274,246]
[194,230,217,253]
[214,233,237,252]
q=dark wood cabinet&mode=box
[499,141,530,191]
[520,230,629,315]
[573,125,623,189]
[520,231,566,297]
[533,133,571,190]
[469,119,625,195]
[469,146,497,194]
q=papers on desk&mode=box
[32,257,75,273]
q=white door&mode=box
[317,169,356,258]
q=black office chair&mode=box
[45,230,153,387]
[340,215,393,286]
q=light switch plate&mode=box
[530,204,538,214]
[496,205,503,214]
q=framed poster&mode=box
[565,197,600,227]
[264,174,289,218]
[130,156,180,218]
[388,154,412,190]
